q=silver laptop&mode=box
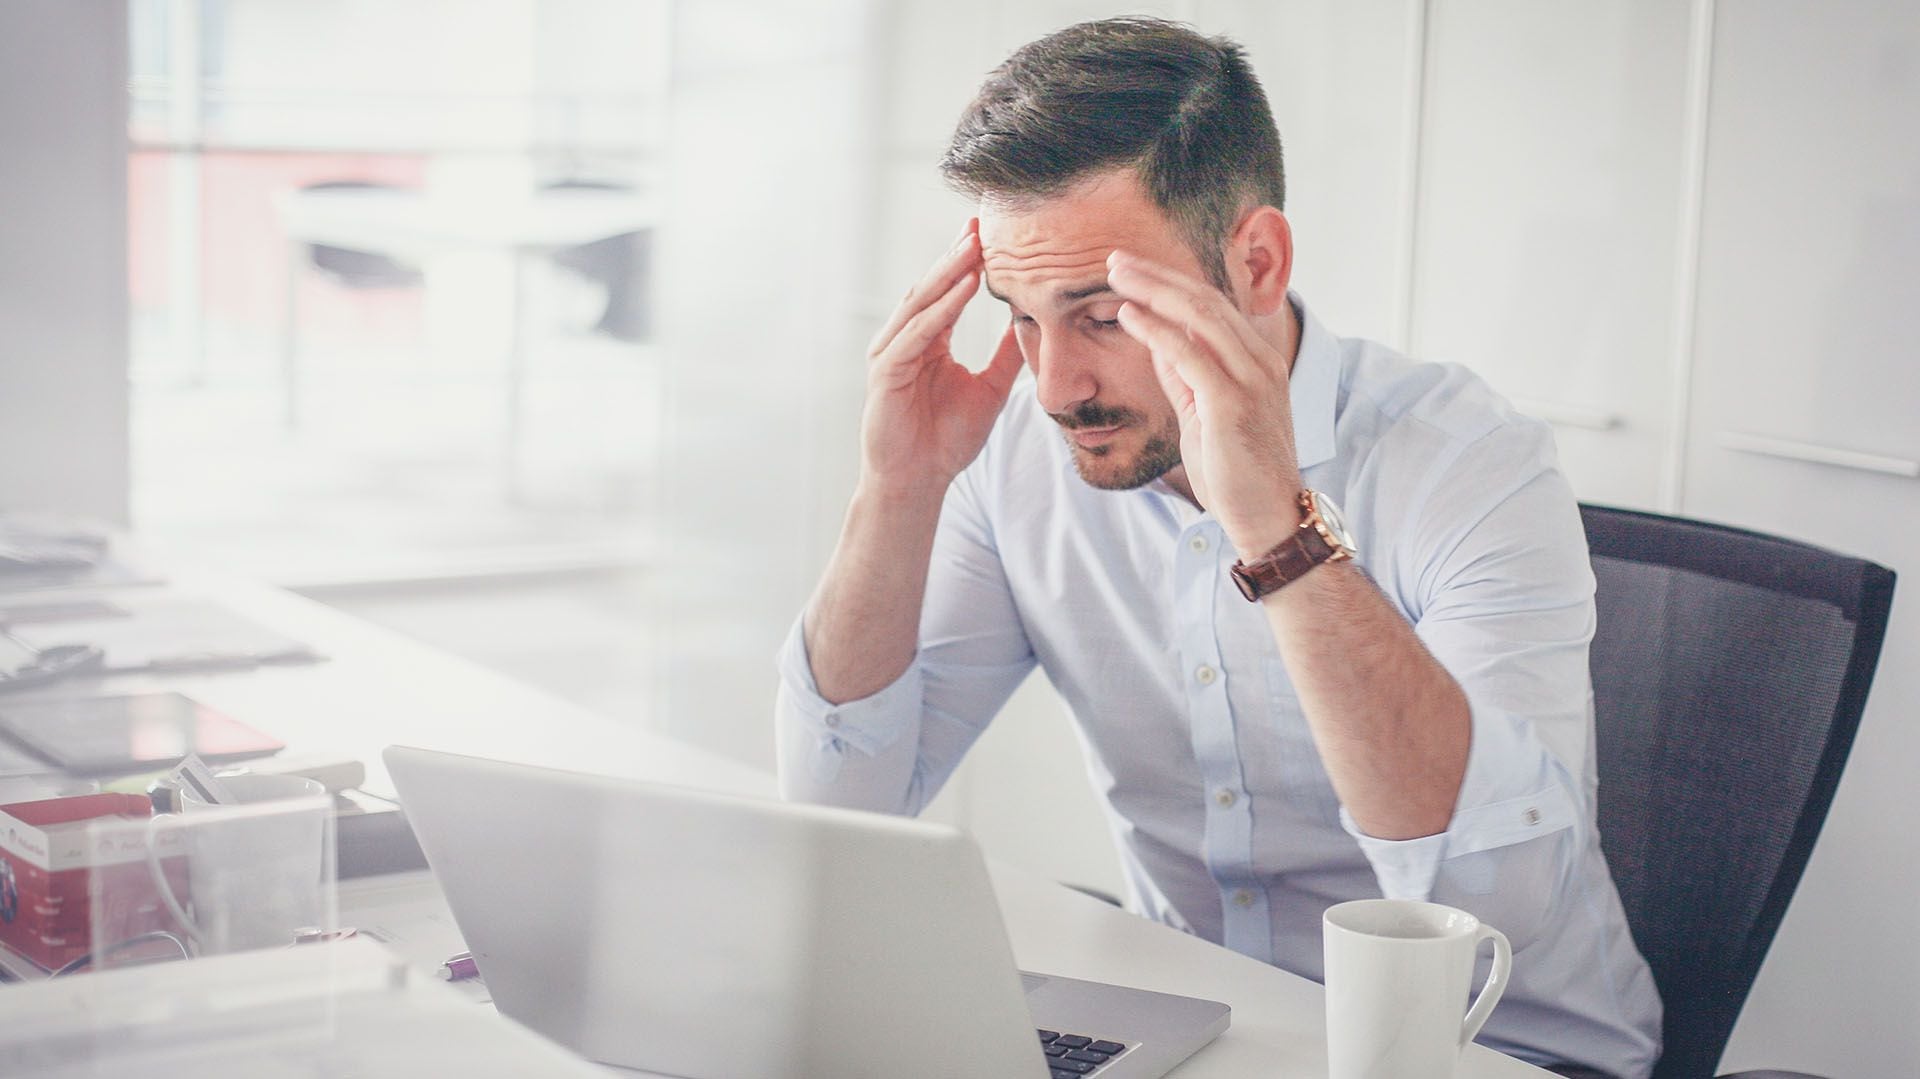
[385,746,1229,1079]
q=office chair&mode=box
[1580,504,1896,1079]
[282,179,426,429]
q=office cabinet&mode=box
[1677,5,1920,1074]
[1408,0,1694,510]
[1682,0,1920,538]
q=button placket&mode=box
[1174,517,1263,961]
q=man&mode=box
[775,17,1660,1079]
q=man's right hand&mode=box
[860,219,1025,498]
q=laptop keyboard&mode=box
[1037,1029,1129,1076]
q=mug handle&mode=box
[1459,923,1512,1047]
[144,813,203,947]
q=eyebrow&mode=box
[983,276,1118,309]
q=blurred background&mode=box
[2,2,1915,1074]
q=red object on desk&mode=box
[0,792,190,970]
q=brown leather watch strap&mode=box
[1229,524,1338,602]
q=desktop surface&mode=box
[0,560,1552,1078]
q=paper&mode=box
[8,596,322,673]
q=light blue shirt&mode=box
[776,296,1662,1078]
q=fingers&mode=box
[875,260,981,374]
[1116,298,1227,409]
[1105,251,1270,383]
[868,220,980,357]
[1142,324,1196,420]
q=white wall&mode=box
[0,1,130,524]
[853,4,1920,1076]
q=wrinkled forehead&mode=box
[978,234,1120,305]
[977,175,1190,307]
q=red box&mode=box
[0,793,190,971]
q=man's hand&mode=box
[1108,250,1303,557]
[862,220,1025,498]
[803,223,1024,705]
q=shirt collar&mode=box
[1288,291,1340,473]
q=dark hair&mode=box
[939,17,1285,290]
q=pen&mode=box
[442,950,480,982]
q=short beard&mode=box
[1056,410,1183,491]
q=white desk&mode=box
[0,939,610,1078]
[0,568,1550,1077]
[274,186,658,497]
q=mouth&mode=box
[1067,425,1123,449]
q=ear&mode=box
[1228,206,1293,317]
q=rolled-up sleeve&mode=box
[775,466,1037,816]
[1347,420,1597,948]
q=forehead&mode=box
[978,171,1193,306]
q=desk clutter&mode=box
[0,756,340,981]
[0,518,425,983]
[0,792,189,972]
[0,692,284,777]
[0,516,160,594]
[0,592,326,686]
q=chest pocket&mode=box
[1262,657,1343,822]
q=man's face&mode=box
[979,170,1205,491]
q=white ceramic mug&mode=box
[160,774,330,953]
[1323,898,1512,1079]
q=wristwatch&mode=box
[1229,490,1356,602]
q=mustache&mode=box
[1049,403,1141,430]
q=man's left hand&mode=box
[1108,250,1303,558]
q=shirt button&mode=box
[1214,788,1237,809]
[1194,664,1217,686]
[1189,535,1209,553]
[1523,806,1541,825]
[1232,889,1255,909]
[823,714,841,729]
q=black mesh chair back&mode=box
[1580,505,1895,1079]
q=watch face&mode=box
[1312,493,1357,552]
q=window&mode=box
[129,0,670,585]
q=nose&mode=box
[1028,330,1097,417]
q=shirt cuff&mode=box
[1338,808,1450,900]
[775,616,924,759]
[1338,700,1580,900]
